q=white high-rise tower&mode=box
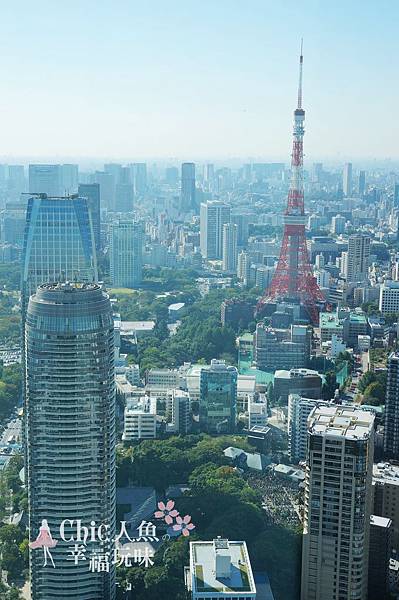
[301,405,374,600]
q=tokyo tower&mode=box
[257,44,324,324]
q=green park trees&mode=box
[116,435,301,600]
[359,370,387,406]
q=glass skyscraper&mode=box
[78,183,101,253]
[26,282,116,600]
[21,195,98,311]
[199,359,237,434]
[180,162,196,211]
[109,220,142,288]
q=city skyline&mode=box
[2,4,399,599]
[1,1,399,160]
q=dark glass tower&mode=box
[384,352,399,459]
[180,162,196,211]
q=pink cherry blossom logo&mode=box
[172,515,195,537]
[154,499,196,537]
[154,500,179,525]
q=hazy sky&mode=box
[0,0,398,162]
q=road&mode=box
[1,417,22,445]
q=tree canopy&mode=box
[117,435,301,600]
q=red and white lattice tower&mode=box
[257,44,324,324]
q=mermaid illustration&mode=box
[29,519,58,567]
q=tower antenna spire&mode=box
[256,39,324,324]
[297,38,303,110]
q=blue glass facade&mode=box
[21,196,98,311]
[199,360,237,434]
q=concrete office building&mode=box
[368,515,392,600]
[93,171,115,211]
[358,170,366,196]
[125,364,140,386]
[342,310,369,348]
[379,280,399,314]
[122,397,157,441]
[248,397,268,429]
[199,359,237,434]
[222,222,238,273]
[181,162,196,211]
[274,369,322,404]
[131,163,147,195]
[145,368,182,393]
[29,164,62,197]
[342,234,370,283]
[26,283,116,600]
[331,214,346,235]
[231,212,250,246]
[200,201,231,260]
[1,207,26,246]
[254,324,311,371]
[115,182,134,212]
[109,220,142,288]
[343,162,353,197]
[237,250,250,285]
[301,405,375,600]
[373,462,399,551]
[61,164,78,193]
[7,165,26,199]
[166,389,191,435]
[287,395,330,464]
[186,539,257,599]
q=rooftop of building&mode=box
[120,321,156,332]
[248,425,271,434]
[370,515,391,528]
[116,376,138,394]
[33,282,104,305]
[274,368,320,381]
[237,376,256,393]
[190,539,256,595]
[309,405,374,440]
[373,462,399,485]
[381,280,399,290]
[238,360,274,385]
[288,394,328,405]
[125,396,156,414]
[146,367,179,374]
[223,297,251,305]
[168,302,185,311]
[238,332,255,343]
[223,447,268,471]
[390,558,399,573]
[319,312,343,328]
[186,360,238,378]
[347,311,368,324]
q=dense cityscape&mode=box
[0,3,399,600]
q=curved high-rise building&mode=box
[25,282,116,600]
